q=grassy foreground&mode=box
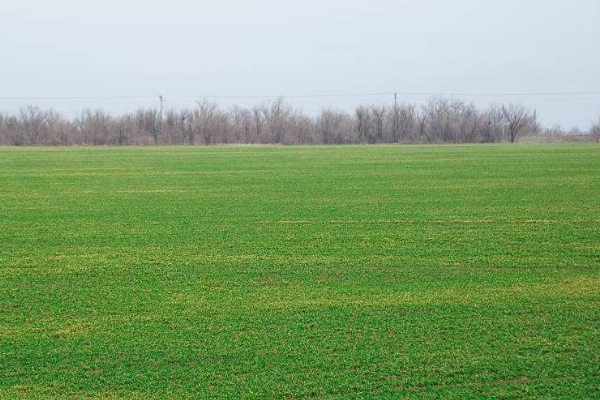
[0,144,599,399]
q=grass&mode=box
[0,144,599,399]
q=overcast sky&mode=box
[1,0,599,129]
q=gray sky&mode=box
[1,0,599,129]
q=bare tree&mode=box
[0,97,584,146]
[397,104,416,143]
[19,106,46,145]
[78,109,113,145]
[480,105,504,143]
[591,119,600,143]
[355,106,371,144]
[4,115,24,146]
[370,105,386,143]
[261,98,293,144]
[390,101,400,143]
[252,106,263,142]
[318,109,346,144]
[423,97,453,142]
[502,104,532,143]
[454,102,479,143]
[194,100,220,145]
[0,113,5,145]
[416,111,428,142]
[545,124,563,135]
[230,107,253,144]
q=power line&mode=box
[389,91,600,97]
[0,95,157,100]
[168,92,395,99]
[1,90,600,100]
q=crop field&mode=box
[0,144,599,399]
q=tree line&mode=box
[0,97,598,146]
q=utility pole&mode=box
[393,92,399,143]
[159,95,164,121]
[158,95,164,142]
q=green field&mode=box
[1,144,599,399]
